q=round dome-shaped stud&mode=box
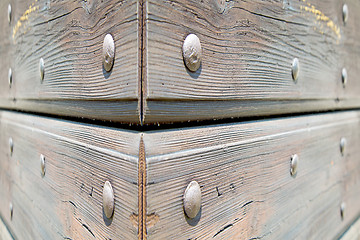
[9,202,13,220]
[343,4,349,24]
[340,137,346,156]
[40,154,46,177]
[103,34,115,72]
[290,154,299,176]
[39,58,45,82]
[340,202,346,220]
[103,181,115,219]
[8,4,11,24]
[182,34,202,72]
[9,137,13,156]
[341,68,347,87]
[183,181,201,218]
[292,58,299,82]
[8,68,12,88]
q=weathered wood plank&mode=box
[0,0,140,123]
[144,0,360,123]
[0,216,14,240]
[0,110,140,239]
[144,111,360,239]
[340,217,360,240]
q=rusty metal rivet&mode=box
[103,34,115,72]
[182,34,202,72]
[340,202,346,220]
[292,58,299,82]
[9,202,13,220]
[40,154,46,177]
[103,181,114,219]
[341,68,347,87]
[8,68,12,87]
[290,154,299,176]
[9,137,13,156]
[183,181,201,218]
[8,4,11,24]
[39,58,45,82]
[343,4,348,24]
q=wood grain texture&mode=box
[0,0,140,123]
[340,217,360,240]
[144,0,360,123]
[144,111,360,239]
[0,216,14,240]
[0,110,140,239]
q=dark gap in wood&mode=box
[139,0,147,125]
[2,107,360,132]
[138,136,147,240]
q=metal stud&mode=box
[103,34,115,72]
[343,4,349,24]
[39,58,45,82]
[183,181,201,218]
[9,137,13,156]
[340,137,346,156]
[290,154,299,176]
[9,202,13,220]
[40,154,46,177]
[340,202,346,220]
[341,68,347,87]
[8,68,12,87]
[8,4,11,24]
[182,34,202,72]
[103,181,115,219]
[292,58,299,82]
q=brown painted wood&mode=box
[0,0,140,123]
[0,110,140,239]
[144,111,360,239]
[144,0,360,123]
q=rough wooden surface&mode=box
[0,0,140,123]
[340,217,360,240]
[144,111,360,239]
[0,110,140,239]
[144,0,360,123]
[0,216,13,240]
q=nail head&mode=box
[342,68,347,87]
[290,154,299,176]
[8,4,11,23]
[39,58,45,82]
[103,181,115,219]
[183,180,202,219]
[40,154,46,176]
[182,34,202,72]
[340,202,346,220]
[8,68,12,87]
[340,137,346,156]
[9,202,13,220]
[103,34,115,72]
[292,58,299,82]
[9,137,13,156]
[343,4,348,24]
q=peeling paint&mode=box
[12,1,39,41]
[300,0,341,41]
